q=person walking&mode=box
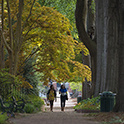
[47,85,56,112]
[59,84,68,111]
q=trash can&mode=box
[77,95,82,103]
[99,91,116,112]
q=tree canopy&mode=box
[1,0,91,86]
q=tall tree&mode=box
[1,0,24,75]
[90,0,124,112]
[95,0,119,96]
[113,0,124,112]
[75,0,96,96]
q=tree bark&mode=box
[7,0,14,74]
[75,0,96,56]
[75,0,97,96]
[94,0,119,96]
[0,0,5,69]
[113,0,124,112]
[94,0,106,96]
[12,0,24,75]
[82,52,91,99]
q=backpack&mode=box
[48,90,55,101]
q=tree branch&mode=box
[23,47,40,64]
[24,25,39,38]
[23,15,40,41]
[15,0,24,50]
[17,63,39,75]
[75,0,96,57]
[22,0,36,31]
[17,47,40,73]
[6,0,13,50]
[0,29,13,52]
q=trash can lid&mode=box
[99,91,116,97]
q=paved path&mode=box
[10,111,99,124]
[10,94,100,124]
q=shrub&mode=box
[0,113,8,124]
[30,96,45,112]
[74,96,100,111]
[24,95,45,113]
[24,103,35,113]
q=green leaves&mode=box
[74,96,100,110]
[0,114,8,124]
[3,0,91,85]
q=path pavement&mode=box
[10,93,100,124]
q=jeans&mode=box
[60,95,66,107]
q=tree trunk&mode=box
[6,0,24,75]
[13,0,24,75]
[0,0,5,69]
[75,0,97,96]
[95,0,119,96]
[82,52,91,99]
[113,0,124,112]
[7,0,14,74]
[90,55,97,96]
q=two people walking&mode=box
[47,84,68,112]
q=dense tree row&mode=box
[75,0,124,112]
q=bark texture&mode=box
[76,0,124,111]
[6,0,24,75]
[75,0,97,97]
[0,0,5,69]
[95,0,119,96]
[82,52,91,99]
[113,0,124,112]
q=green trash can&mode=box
[99,91,116,112]
[77,96,82,103]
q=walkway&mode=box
[10,93,100,124]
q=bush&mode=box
[24,103,35,113]
[24,95,45,113]
[32,96,45,111]
[74,96,100,111]
[0,113,8,124]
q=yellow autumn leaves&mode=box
[4,0,91,86]
[17,75,33,89]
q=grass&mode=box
[0,113,8,124]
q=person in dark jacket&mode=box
[47,85,56,112]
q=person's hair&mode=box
[50,85,54,89]
[61,84,65,89]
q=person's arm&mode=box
[66,89,68,94]
[54,90,57,98]
[65,89,68,100]
[54,90,57,102]
[47,89,50,95]
[47,90,50,100]
[59,89,61,94]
